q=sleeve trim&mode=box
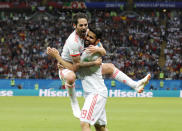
[70,54,80,56]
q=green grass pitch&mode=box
[0,97,182,131]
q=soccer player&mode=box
[79,27,108,131]
[47,12,151,118]
[47,12,99,118]
[55,27,109,131]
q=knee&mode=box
[80,121,90,130]
[65,72,76,85]
[102,63,115,75]
[107,63,115,70]
[107,63,115,74]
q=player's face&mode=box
[76,18,88,38]
[85,31,97,47]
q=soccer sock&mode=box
[58,70,80,118]
[112,68,137,89]
[65,82,81,118]
[65,82,78,104]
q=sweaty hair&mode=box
[89,26,102,40]
[72,12,88,25]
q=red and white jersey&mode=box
[61,30,85,62]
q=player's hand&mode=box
[94,57,102,65]
[47,47,60,58]
[85,45,98,54]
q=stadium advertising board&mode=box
[0,90,13,96]
[0,89,182,97]
[1,2,182,9]
[39,89,83,97]
[0,2,10,8]
[85,2,125,8]
[39,89,153,97]
[135,2,176,8]
[109,90,153,97]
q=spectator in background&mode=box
[111,79,116,87]
[17,84,22,89]
[34,83,39,90]
[149,84,154,90]
[10,78,15,87]
[0,9,181,80]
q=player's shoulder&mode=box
[67,31,79,44]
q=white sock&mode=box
[112,68,138,89]
[65,82,78,104]
[65,82,81,118]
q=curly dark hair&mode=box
[72,12,88,25]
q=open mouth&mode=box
[81,30,86,34]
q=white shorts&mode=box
[80,93,107,126]
[58,69,73,80]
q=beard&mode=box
[79,29,86,38]
[84,40,90,47]
[84,40,95,47]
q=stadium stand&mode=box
[0,10,181,79]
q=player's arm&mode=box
[85,43,106,56]
[47,47,76,71]
[96,43,106,56]
[55,54,76,71]
[47,47,101,72]
[72,55,102,71]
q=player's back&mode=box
[61,30,84,63]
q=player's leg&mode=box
[80,122,91,131]
[135,73,151,93]
[94,99,108,131]
[94,104,108,131]
[101,63,151,93]
[94,124,108,131]
[101,63,138,89]
[58,68,81,118]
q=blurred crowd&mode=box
[0,0,176,2]
[164,12,182,79]
[0,9,181,80]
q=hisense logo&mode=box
[39,89,69,97]
[109,90,153,97]
[39,89,83,97]
[0,90,13,96]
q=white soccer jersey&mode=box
[61,30,85,62]
[78,43,108,98]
